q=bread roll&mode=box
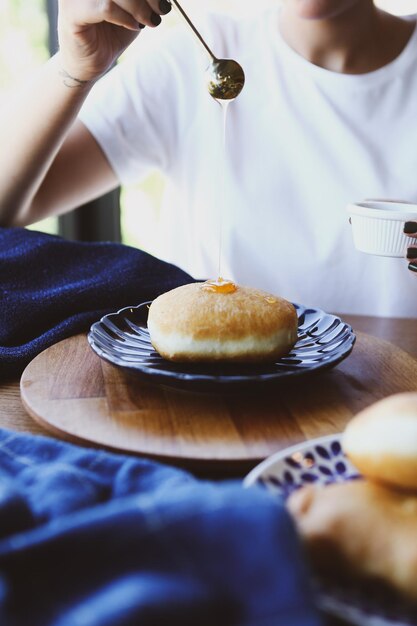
[343,392,417,491]
[147,282,298,363]
[287,480,417,601]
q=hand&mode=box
[57,0,172,83]
[404,221,417,275]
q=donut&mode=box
[287,480,417,601]
[147,281,298,363]
[343,392,417,491]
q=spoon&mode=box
[168,0,245,100]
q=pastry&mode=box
[147,281,298,363]
[343,392,417,491]
[287,480,417,602]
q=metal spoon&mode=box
[168,0,245,100]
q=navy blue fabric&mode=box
[0,429,321,626]
[0,227,194,377]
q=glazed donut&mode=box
[343,392,417,491]
[147,281,298,363]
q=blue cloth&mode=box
[0,429,321,626]
[0,227,194,378]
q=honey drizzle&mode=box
[202,277,237,294]
[217,98,230,278]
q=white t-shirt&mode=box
[79,8,417,318]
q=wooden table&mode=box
[0,314,416,626]
[1,314,416,476]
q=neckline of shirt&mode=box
[267,9,417,89]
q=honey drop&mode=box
[202,277,237,294]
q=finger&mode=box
[116,0,170,27]
[100,2,143,30]
[158,0,172,15]
[407,245,417,261]
[404,221,417,237]
[63,0,142,31]
[143,0,172,17]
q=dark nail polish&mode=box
[407,247,417,259]
[404,221,417,234]
[159,0,172,15]
[138,23,146,29]
[151,11,162,25]
[408,262,417,273]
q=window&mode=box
[0,0,56,235]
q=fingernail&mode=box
[151,11,162,25]
[408,262,417,272]
[138,22,146,29]
[407,247,417,259]
[159,0,172,14]
[404,221,417,234]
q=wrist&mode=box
[55,50,104,89]
[58,67,95,89]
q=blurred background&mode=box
[1,0,417,248]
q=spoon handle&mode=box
[169,0,217,62]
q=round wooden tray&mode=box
[20,332,417,473]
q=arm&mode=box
[0,55,116,226]
[0,0,171,227]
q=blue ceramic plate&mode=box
[88,301,355,392]
[244,436,417,626]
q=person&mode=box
[0,0,416,317]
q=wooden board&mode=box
[20,332,417,474]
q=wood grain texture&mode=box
[0,382,45,435]
[19,328,417,473]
